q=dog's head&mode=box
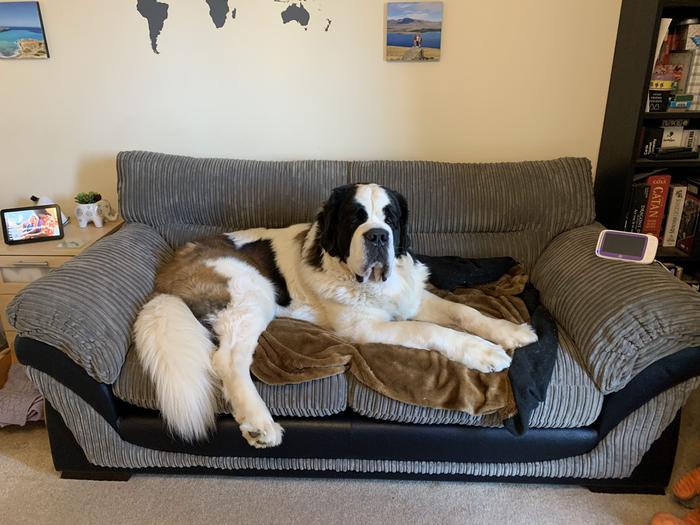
[313,183,410,283]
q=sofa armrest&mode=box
[531,223,700,394]
[6,223,172,384]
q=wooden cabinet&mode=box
[0,256,72,294]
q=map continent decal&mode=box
[137,1,331,54]
[281,3,310,28]
[137,0,169,54]
[205,0,231,28]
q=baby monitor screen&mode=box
[600,233,646,257]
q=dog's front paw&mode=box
[489,321,538,350]
[239,415,284,449]
[452,337,512,373]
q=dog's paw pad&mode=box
[493,322,538,350]
[472,344,511,373]
[451,339,511,373]
[240,420,284,449]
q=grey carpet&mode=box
[0,388,698,525]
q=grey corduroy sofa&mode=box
[7,151,700,490]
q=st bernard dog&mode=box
[134,183,537,448]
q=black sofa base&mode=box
[21,336,697,492]
[47,401,681,493]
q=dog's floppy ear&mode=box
[389,189,411,256]
[317,184,353,258]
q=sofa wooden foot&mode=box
[60,470,132,481]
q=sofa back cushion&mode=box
[117,152,595,268]
[117,151,347,229]
[350,159,595,268]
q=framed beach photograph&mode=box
[0,1,49,59]
[386,2,443,62]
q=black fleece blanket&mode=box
[415,254,559,436]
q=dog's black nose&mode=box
[364,228,389,245]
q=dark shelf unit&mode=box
[657,246,700,262]
[643,111,700,119]
[596,0,700,268]
[635,159,700,168]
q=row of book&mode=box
[649,18,700,112]
[624,172,700,255]
[639,119,700,159]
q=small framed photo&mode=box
[1,205,64,245]
[0,1,49,59]
[386,2,443,62]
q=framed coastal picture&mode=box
[386,2,443,62]
[0,1,49,59]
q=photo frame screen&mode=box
[1,205,64,245]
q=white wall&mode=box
[2,0,621,213]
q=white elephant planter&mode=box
[74,200,118,228]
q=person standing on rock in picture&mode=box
[413,33,422,47]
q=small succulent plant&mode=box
[74,191,102,205]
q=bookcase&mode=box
[596,0,700,275]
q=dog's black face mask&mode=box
[309,183,410,283]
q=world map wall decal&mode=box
[136,0,331,55]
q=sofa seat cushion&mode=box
[348,325,603,428]
[112,346,347,418]
[113,324,601,428]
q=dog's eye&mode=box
[385,217,395,227]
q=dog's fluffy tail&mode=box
[133,293,217,442]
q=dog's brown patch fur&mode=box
[154,238,232,322]
[154,235,291,323]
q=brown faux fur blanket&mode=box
[251,265,530,420]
